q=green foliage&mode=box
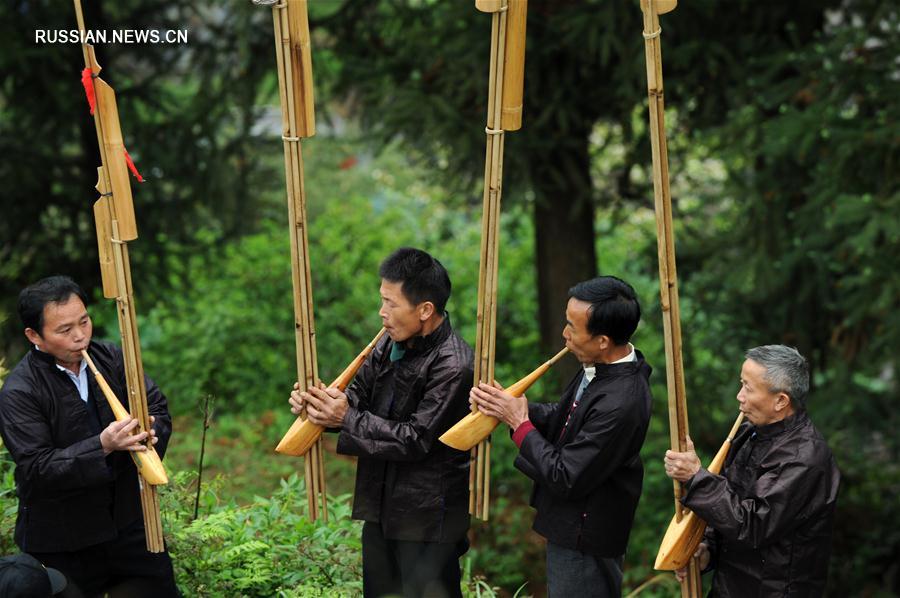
[135,145,541,414]
[673,2,900,593]
[0,452,17,557]
[163,472,363,597]
[0,0,278,355]
[2,0,898,595]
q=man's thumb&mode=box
[685,435,695,452]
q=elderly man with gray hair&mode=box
[664,345,840,596]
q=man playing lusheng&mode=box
[471,276,652,598]
[290,248,474,598]
[664,345,840,596]
[0,276,178,597]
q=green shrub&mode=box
[163,472,363,597]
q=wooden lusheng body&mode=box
[655,412,745,570]
[276,328,386,456]
[81,351,168,486]
[439,347,569,451]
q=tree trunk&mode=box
[530,130,597,389]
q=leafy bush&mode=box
[163,472,363,597]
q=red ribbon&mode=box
[123,149,144,183]
[80,67,96,115]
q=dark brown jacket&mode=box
[337,318,473,543]
[515,352,653,557]
[683,411,840,597]
[0,340,172,552]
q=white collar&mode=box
[610,343,636,365]
[582,365,596,382]
[584,344,637,382]
[55,359,87,378]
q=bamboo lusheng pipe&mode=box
[81,351,168,485]
[440,347,569,451]
[260,0,328,521]
[469,0,528,522]
[638,0,701,594]
[74,0,165,553]
[655,412,745,570]
[640,0,687,522]
[276,328,387,456]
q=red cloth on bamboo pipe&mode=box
[123,149,144,183]
[81,68,96,115]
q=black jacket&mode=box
[514,351,653,557]
[336,318,474,543]
[0,340,172,552]
[683,411,840,597]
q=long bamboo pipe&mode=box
[655,412,745,570]
[75,0,165,551]
[468,0,528,521]
[276,328,387,456]
[440,347,569,451]
[81,350,168,485]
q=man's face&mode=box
[379,280,425,343]
[562,298,605,365]
[737,359,786,426]
[25,295,93,367]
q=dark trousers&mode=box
[362,521,467,598]
[546,542,623,598]
[29,519,178,598]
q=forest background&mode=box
[0,0,898,596]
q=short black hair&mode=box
[18,276,89,336]
[379,248,452,313]
[568,276,640,345]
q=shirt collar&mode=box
[609,343,636,365]
[587,344,637,382]
[55,357,87,378]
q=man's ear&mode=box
[595,334,612,351]
[774,392,791,412]
[24,327,42,347]
[418,301,436,321]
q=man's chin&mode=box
[386,330,408,343]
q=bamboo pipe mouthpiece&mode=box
[655,412,745,570]
[80,350,168,485]
[276,328,387,456]
[440,347,570,451]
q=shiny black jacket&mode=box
[0,341,172,552]
[683,411,840,597]
[336,318,473,543]
[514,351,653,557]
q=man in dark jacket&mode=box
[471,276,652,598]
[0,276,177,597]
[664,345,840,597]
[291,248,474,598]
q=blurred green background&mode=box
[1,1,897,596]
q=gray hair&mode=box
[745,345,809,410]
